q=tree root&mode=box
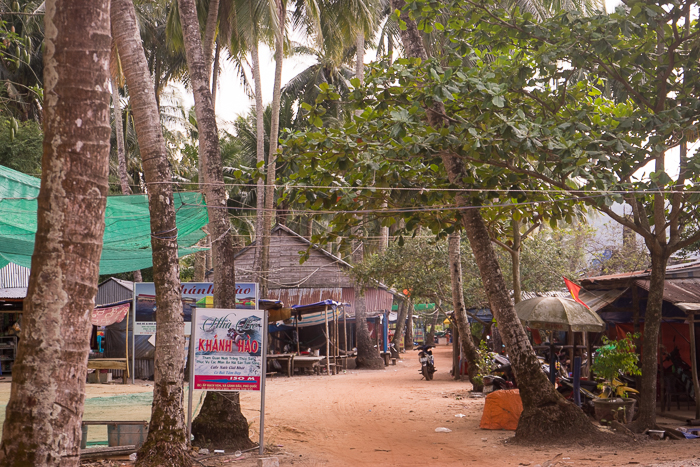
[355,356,385,370]
[514,398,603,443]
[136,440,191,467]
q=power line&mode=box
[129,180,700,195]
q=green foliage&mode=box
[0,117,42,175]
[352,229,589,310]
[591,333,641,396]
[280,0,700,257]
[472,340,497,387]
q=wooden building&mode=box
[234,225,397,314]
[580,260,700,417]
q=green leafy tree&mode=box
[0,117,42,175]
[283,0,700,433]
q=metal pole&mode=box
[259,310,268,455]
[187,307,197,445]
[324,305,330,376]
[383,311,388,353]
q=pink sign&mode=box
[193,375,261,391]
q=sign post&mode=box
[187,307,267,451]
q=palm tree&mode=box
[0,0,112,463]
[111,0,192,464]
[177,0,251,451]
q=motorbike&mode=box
[416,344,436,380]
[483,353,517,393]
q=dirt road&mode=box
[231,345,700,467]
[7,343,689,466]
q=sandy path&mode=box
[0,345,696,466]
[238,345,700,467]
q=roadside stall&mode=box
[268,300,350,375]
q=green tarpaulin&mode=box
[0,165,209,274]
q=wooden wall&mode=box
[235,227,354,289]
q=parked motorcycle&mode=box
[482,353,517,393]
[483,374,515,393]
[416,344,436,380]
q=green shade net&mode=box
[0,165,208,274]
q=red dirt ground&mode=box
[82,344,700,466]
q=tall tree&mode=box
[111,0,190,464]
[178,0,251,449]
[0,0,112,464]
[391,0,597,439]
[448,231,480,384]
[260,0,286,297]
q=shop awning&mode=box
[91,302,130,326]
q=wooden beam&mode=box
[80,445,136,459]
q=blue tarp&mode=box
[291,300,349,314]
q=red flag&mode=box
[563,277,590,309]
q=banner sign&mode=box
[192,308,265,391]
[91,303,129,326]
[133,282,258,335]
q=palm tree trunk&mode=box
[112,78,131,196]
[111,77,143,283]
[391,0,597,441]
[177,0,250,449]
[203,0,220,78]
[261,0,286,298]
[111,1,189,464]
[356,32,365,82]
[0,1,111,464]
[251,40,265,284]
[448,232,479,385]
[211,39,221,108]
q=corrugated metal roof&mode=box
[0,263,29,288]
[0,287,26,299]
[582,259,700,284]
[635,279,700,306]
[96,278,134,305]
[268,288,343,307]
[578,288,628,313]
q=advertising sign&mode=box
[133,282,258,335]
[191,308,266,391]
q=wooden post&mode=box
[125,307,129,384]
[295,311,300,355]
[688,313,700,419]
[324,305,331,376]
[334,305,339,369]
[343,305,348,369]
[584,331,591,379]
[452,322,460,379]
[567,330,574,374]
